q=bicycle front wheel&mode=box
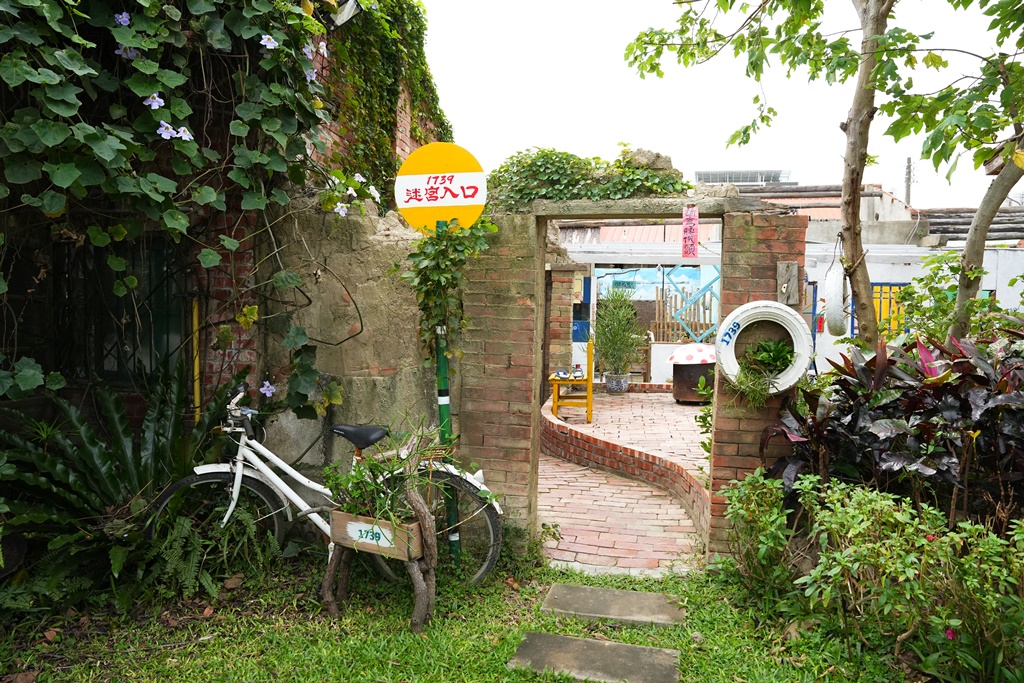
[370,470,501,586]
[148,472,289,582]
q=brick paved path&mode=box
[555,392,708,482]
[537,453,700,576]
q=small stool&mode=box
[548,339,593,423]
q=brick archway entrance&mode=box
[457,198,807,558]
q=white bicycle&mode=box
[148,384,503,585]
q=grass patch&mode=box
[1,554,902,682]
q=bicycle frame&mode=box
[202,388,502,548]
[210,426,336,539]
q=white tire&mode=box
[715,300,813,394]
[823,266,849,336]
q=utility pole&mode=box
[904,157,912,206]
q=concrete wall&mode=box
[260,199,437,471]
[807,219,927,245]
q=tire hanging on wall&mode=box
[715,300,813,395]
[823,265,849,337]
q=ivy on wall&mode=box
[325,0,452,203]
[487,145,693,212]
[0,0,452,406]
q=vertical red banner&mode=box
[681,205,699,258]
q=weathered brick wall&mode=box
[707,212,807,556]
[544,264,587,401]
[194,207,260,397]
[458,214,543,529]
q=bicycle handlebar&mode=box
[225,384,256,439]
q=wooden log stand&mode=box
[320,491,438,633]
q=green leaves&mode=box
[281,325,309,350]
[197,248,221,267]
[162,209,189,233]
[4,155,42,184]
[273,269,302,291]
[488,146,691,210]
[44,162,80,188]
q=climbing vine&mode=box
[326,0,452,202]
[395,218,497,361]
[0,0,451,408]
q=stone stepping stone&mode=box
[509,632,679,683]
[542,583,687,626]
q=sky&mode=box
[419,0,1021,210]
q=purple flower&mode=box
[354,173,366,183]
[157,121,176,139]
[177,126,194,141]
[333,204,348,217]
[115,12,130,26]
[143,93,165,109]
[302,43,314,60]
[305,68,317,83]
[260,34,279,50]
[115,44,140,60]
[946,628,956,640]
[259,381,276,397]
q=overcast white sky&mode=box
[420,0,1020,210]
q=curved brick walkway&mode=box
[537,453,700,575]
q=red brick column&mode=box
[544,265,586,401]
[707,212,807,556]
[459,214,542,530]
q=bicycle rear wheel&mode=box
[369,470,501,586]
[148,472,289,585]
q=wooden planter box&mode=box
[330,511,423,561]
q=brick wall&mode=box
[459,214,542,530]
[707,212,807,556]
[544,264,587,401]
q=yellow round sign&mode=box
[394,142,487,234]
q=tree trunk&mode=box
[841,0,895,347]
[947,152,1024,341]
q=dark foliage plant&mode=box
[761,318,1024,531]
[0,364,243,612]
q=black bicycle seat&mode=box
[330,424,389,450]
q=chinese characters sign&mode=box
[682,205,699,258]
[394,142,488,235]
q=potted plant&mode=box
[593,286,647,394]
[730,338,795,410]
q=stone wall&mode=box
[707,212,808,556]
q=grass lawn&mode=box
[1,551,903,682]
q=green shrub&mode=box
[0,366,245,613]
[719,469,796,611]
[593,286,647,376]
[720,474,1024,681]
